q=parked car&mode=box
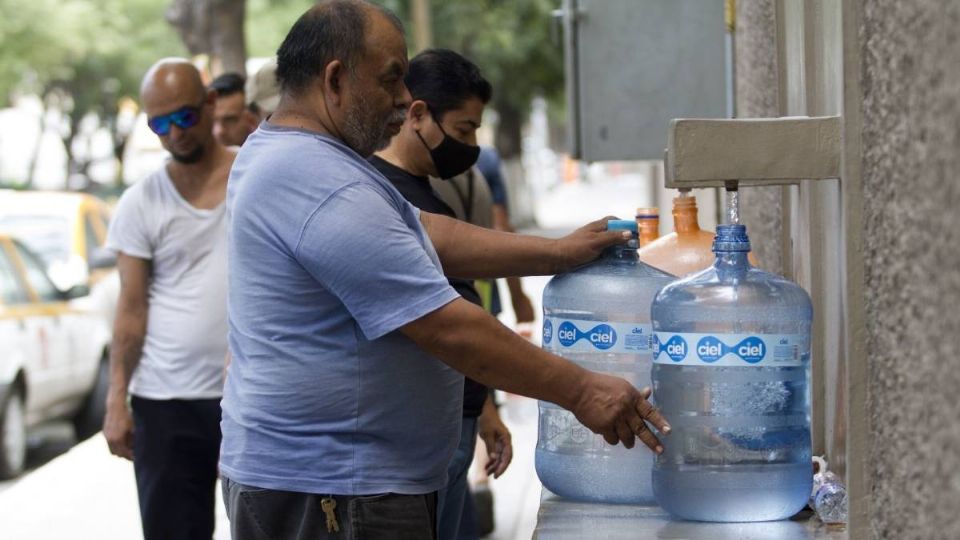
[0,234,111,479]
[0,190,119,327]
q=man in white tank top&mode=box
[103,58,235,540]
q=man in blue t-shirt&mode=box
[220,2,670,538]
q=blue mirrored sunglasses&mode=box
[147,101,204,136]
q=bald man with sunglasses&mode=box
[103,58,235,540]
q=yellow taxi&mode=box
[0,234,112,479]
[0,191,119,326]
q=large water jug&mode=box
[650,224,813,522]
[537,220,674,503]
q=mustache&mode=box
[386,109,407,125]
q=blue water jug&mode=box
[537,220,674,503]
[651,224,813,522]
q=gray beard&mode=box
[342,93,403,157]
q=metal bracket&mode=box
[664,116,841,188]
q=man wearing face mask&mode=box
[369,48,512,539]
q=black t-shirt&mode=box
[369,155,488,418]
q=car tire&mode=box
[72,356,109,441]
[0,385,27,479]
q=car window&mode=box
[0,215,71,267]
[85,214,100,261]
[0,246,29,305]
[12,241,60,302]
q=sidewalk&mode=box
[0,391,544,540]
[0,273,552,540]
[0,394,542,540]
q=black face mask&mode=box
[416,121,480,179]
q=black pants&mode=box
[131,396,222,540]
[222,477,438,540]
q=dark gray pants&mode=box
[222,476,437,540]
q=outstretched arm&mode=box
[400,297,670,452]
[420,213,629,279]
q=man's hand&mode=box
[554,217,631,273]
[103,393,134,460]
[571,373,670,452]
[478,401,513,478]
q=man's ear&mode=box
[243,109,260,129]
[323,60,346,105]
[409,100,430,129]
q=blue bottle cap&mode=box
[713,224,752,252]
[606,219,638,233]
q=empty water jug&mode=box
[651,224,813,521]
[537,219,674,503]
[639,193,759,276]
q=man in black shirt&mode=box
[369,49,510,540]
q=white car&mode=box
[0,234,111,478]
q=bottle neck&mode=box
[605,241,639,261]
[713,250,751,278]
[673,201,700,233]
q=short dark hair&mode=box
[276,0,403,96]
[405,49,492,120]
[209,72,246,97]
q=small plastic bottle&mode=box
[811,456,848,525]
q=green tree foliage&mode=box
[0,0,185,185]
[246,0,314,58]
[0,0,185,108]
[397,0,565,157]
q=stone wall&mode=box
[734,0,783,275]
[860,1,960,537]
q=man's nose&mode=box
[395,82,412,110]
[169,123,189,139]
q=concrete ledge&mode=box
[665,116,842,188]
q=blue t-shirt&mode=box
[220,123,463,496]
[476,146,508,207]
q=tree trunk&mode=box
[167,0,247,77]
[494,99,523,160]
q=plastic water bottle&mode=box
[811,457,848,525]
[537,219,674,503]
[651,224,813,521]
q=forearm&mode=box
[422,212,565,278]
[506,276,525,298]
[491,204,514,233]
[480,392,499,417]
[403,298,585,409]
[107,329,144,404]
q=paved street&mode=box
[0,422,76,496]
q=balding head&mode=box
[140,58,217,164]
[140,58,206,108]
[276,0,404,96]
